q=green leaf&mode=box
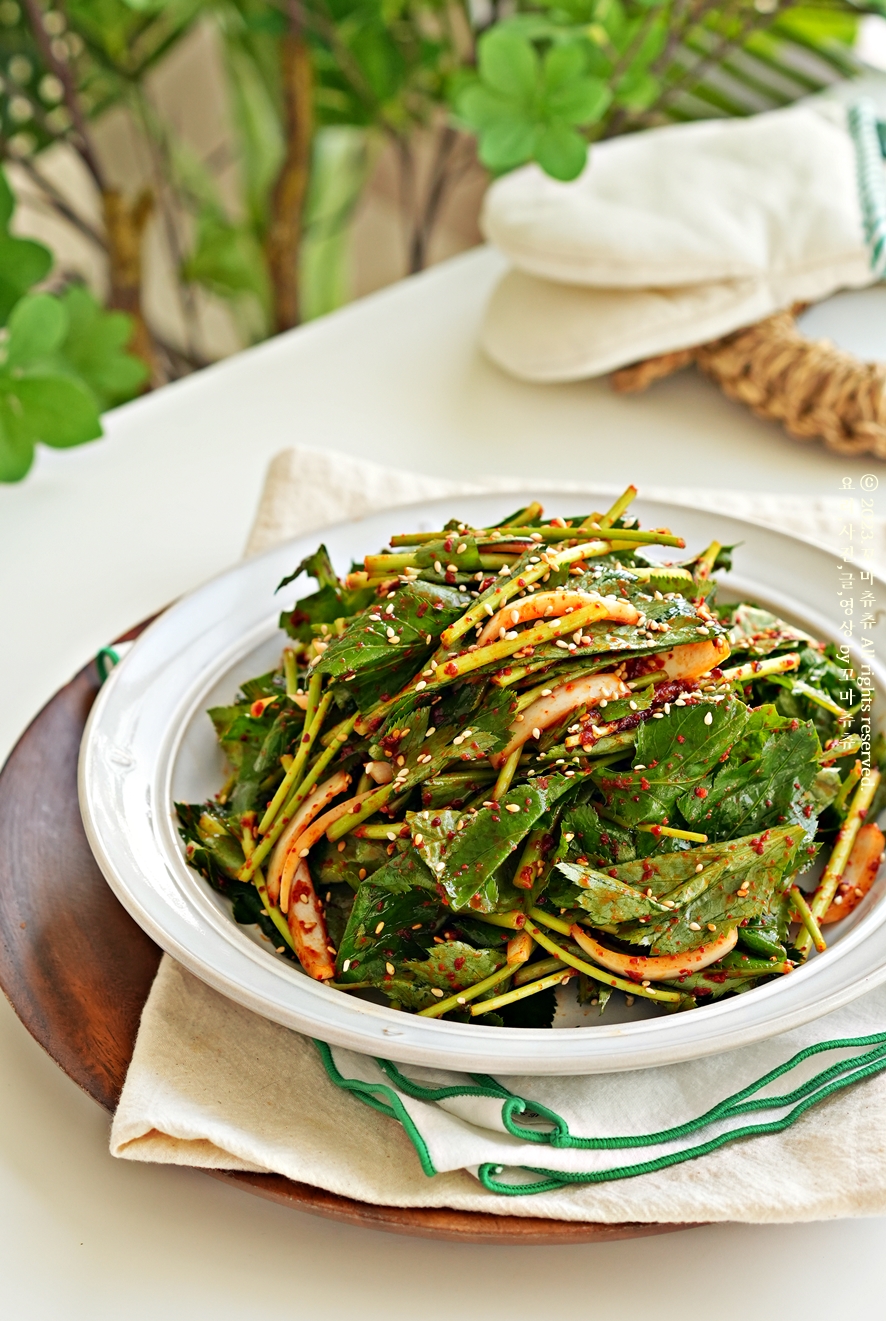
[534,123,588,181]
[405,940,505,991]
[313,579,465,707]
[616,827,806,956]
[0,237,53,327]
[0,168,14,230]
[336,851,444,984]
[414,772,576,913]
[679,705,821,842]
[543,41,586,92]
[57,286,148,408]
[477,118,539,173]
[553,859,669,923]
[547,77,611,125]
[6,293,68,367]
[479,28,538,100]
[0,377,101,450]
[0,399,35,482]
[595,697,751,826]
[456,84,517,129]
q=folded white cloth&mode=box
[480,100,886,381]
[110,445,886,1222]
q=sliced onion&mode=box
[266,769,351,904]
[571,923,738,980]
[477,590,639,647]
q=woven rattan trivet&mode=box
[612,306,886,460]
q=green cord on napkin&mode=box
[316,1034,886,1195]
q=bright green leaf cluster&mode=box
[456,28,610,180]
[0,168,147,482]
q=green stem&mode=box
[525,906,572,936]
[795,767,882,957]
[417,957,526,1018]
[598,483,638,529]
[469,910,526,931]
[512,955,566,986]
[241,713,357,881]
[492,747,521,801]
[833,761,862,815]
[389,524,681,547]
[721,653,801,685]
[257,688,333,836]
[789,885,827,954]
[524,919,683,1003]
[435,601,617,684]
[501,500,543,526]
[359,820,408,840]
[471,966,576,1017]
[253,867,295,952]
[283,648,299,699]
[326,781,393,842]
[304,669,323,732]
[821,736,863,764]
[439,540,602,648]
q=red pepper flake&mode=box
[445,662,458,675]
[640,777,651,791]
[694,787,708,799]
[677,734,685,743]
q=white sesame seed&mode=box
[688,921,702,931]
[434,560,443,573]
[532,727,541,740]
[484,603,494,616]
[555,640,569,649]
[385,962,395,975]
[695,863,704,873]
[414,833,424,846]
[415,680,427,691]
[563,832,575,842]
[707,923,717,932]
[298,847,310,858]
[704,711,713,725]
[343,959,351,972]
[431,987,444,997]
[629,701,637,711]
[375,921,385,934]
[664,703,670,714]
[436,862,446,873]
[425,727,435,738]
[456,997,467,1005]
[456,543,467,554]
[505,803,521,813]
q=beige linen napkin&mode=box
[111,445,886,1222]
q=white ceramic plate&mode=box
[79,493,886,1074]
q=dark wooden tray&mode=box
[0,622,694,1245]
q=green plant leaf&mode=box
[548,76,611,124]
[5,293,68,368]
[57,286,148,409]
[543,41,587,93]
[0,237,53,328]
[0,397,35,482]
[4,377,102,449]
[534,123,588,180]
[477,118,539,173]
[478,28,538,100]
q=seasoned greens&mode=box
[177,487,881,1026]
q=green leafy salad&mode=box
[176,488,884,1028]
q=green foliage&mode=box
[456,26,610,180]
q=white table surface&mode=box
[2,246,885,1318]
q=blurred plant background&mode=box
[1,0,884,477]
